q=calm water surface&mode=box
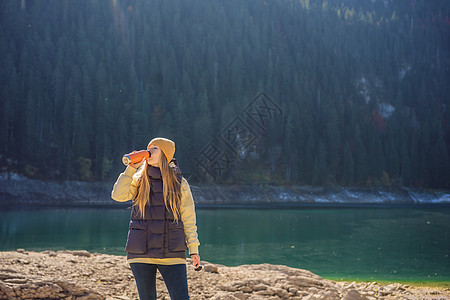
[0,207,448,283]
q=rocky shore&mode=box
[1,173,450,207]
[0,250,448,299]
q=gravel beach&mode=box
[0,250,448,299]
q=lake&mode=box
[0,206,448,283]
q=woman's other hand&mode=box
[190,254,201,269]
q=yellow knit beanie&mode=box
[147,137,175,162]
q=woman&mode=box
[111,137,200,300]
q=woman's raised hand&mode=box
[130,158,146,169]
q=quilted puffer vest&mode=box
[125,166,187,259]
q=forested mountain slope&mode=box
[0,0,449,187]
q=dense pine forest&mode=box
[0,0,449,187]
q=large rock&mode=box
[0,272,102,299]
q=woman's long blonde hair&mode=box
[133,153,182,221]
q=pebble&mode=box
[203,264,219,273]
[72,250,92,257]
[343,290,369,300]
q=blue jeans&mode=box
[130,263,189,300]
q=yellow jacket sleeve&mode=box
[180,178,200,255]
[111,166,140,202]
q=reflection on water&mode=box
[0,208,130,254]
[0,207,448,282]
[198,208,450,282]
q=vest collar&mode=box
[147,165,162,180]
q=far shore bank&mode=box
[1,173,450,207]
[1,250,449,299]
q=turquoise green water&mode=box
[0,207,448,283]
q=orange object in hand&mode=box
[122,150,150,166]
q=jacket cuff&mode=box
[188,245,199,256]
[124,165,138,176]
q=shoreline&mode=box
[1,248,448,288]
[328,279,450,289]
[1,173,450,207]
[2,202,450,210]
[1,250,449,299]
